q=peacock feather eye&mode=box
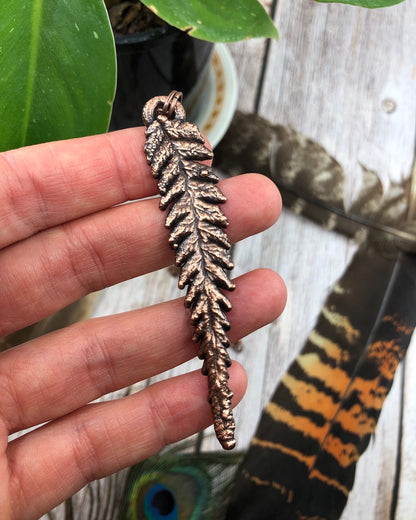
[143,483,178,520]
[125,466,209,519]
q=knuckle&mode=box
[63,223,109,293]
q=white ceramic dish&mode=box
[186,44,238,148]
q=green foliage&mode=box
[314,0,405,7]
[140,0,279,42]
[0,0,116,152]
[0,0,398,153]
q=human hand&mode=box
[0,128,286,519]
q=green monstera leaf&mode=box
[314,0,405,6]
[0,0,116,152]
[141,0,279,42]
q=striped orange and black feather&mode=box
[226,244,416,520]
[215,111,416,519]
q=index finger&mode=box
[0,128,161,249]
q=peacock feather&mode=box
[118,443,243,520]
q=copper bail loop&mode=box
[162,90,183,119]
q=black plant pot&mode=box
[109,25,213,130]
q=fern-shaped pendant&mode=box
[142,92,236,450]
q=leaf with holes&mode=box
[141,0,278,42]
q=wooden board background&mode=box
[45,1,416,518]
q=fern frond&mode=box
[143,96,236,450]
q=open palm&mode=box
[0,128,286,519]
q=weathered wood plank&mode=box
[262,1,416,195]
[395,333,416,520]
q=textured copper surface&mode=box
[143,92,236,449]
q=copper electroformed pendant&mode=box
[142,91,236,450]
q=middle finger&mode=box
[0,174,281,335]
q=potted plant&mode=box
[104,1,280,130]
[0,0,280,154]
